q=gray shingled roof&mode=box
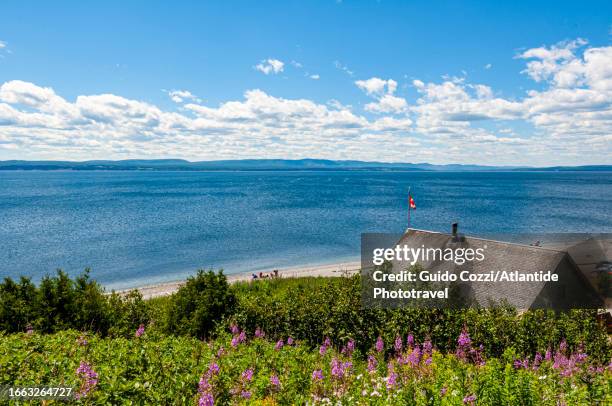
[388,229,604,309]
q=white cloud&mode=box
[484,63,492,69]
[333,61,354,76]
[404,40,612,162]
[517,38,588,86]
[0,81,424,162]
[254,58,285,75]
[365,94,407,114]
[356,77,406,113]
[355,77,397,96]
[0,41,6,49]
[1,39,611,165]
[309,74,320,80]
[167,89,201,103]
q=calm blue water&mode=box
[0,171,611,289]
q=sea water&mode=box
[0,170,610,289]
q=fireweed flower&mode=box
[319,336,332,355]
[75,361,98,399]
[375,336,384,353]
[394,335,402,353]
[440,387,447,396]
[331,358,344,379]
[216,346,225,358]
[514,358,529,369]
[208,362,220,376]
[533,352,543,370]
[559,339,567,354]
[275,339,284,351]
[198,377,214,406]
[198,392,214,406]
[241,390,251,399]
[230,324,240,335]
[367,355,378,372]
[135,324,145,337]
[345,339,355,356]
[25,325,34,335]
[463,394,477,405]
[231,336,239,347]
[270,374,280,387]
[231,331,246,348]
[457,328,471,347]
[287,336,294,346]
[386,371,398,389]
[545,348,552,361]
[241,368,254,382]
[407,346,422,366]
[406,333,414,348]
[254,327,265,338]
[423,339,432,356]
[312,369,324,381]
[455,328,484,365]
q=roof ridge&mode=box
[404,228,567,253]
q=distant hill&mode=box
[0,159,609,172]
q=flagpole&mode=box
[407,186,411,230]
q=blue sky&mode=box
[0,1,611,165]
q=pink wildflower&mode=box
[394,335,402,353]
[254,327,265,338]
[406,333,414,348]
[375,336,384,353]
[463,394,477,405]
[75,361,98,399]
[311,369,324,381]
[386,371,398,389]
[241,368,254,382]
[367,355,378,372]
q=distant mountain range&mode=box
[0,159,610,172]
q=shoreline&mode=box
[118,260,362,299]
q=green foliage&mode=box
[230,275,611,363]
[0,270,148,337]
[0,330,609,405]
[162,270,236,339]
[0,270,610,363]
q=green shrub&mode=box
[0,270,148,337]
[162,270,236,339]
[1,270,609,363]
[229,275,611,362]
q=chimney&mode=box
[452,222,458,237]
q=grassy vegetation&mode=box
[1,270,610,404]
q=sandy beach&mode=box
[120,260,362,299]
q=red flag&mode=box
[409,194,416,210]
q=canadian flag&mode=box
[409,194,416,210]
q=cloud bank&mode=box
[0,39,610,165]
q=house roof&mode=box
[387,228,605,309]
